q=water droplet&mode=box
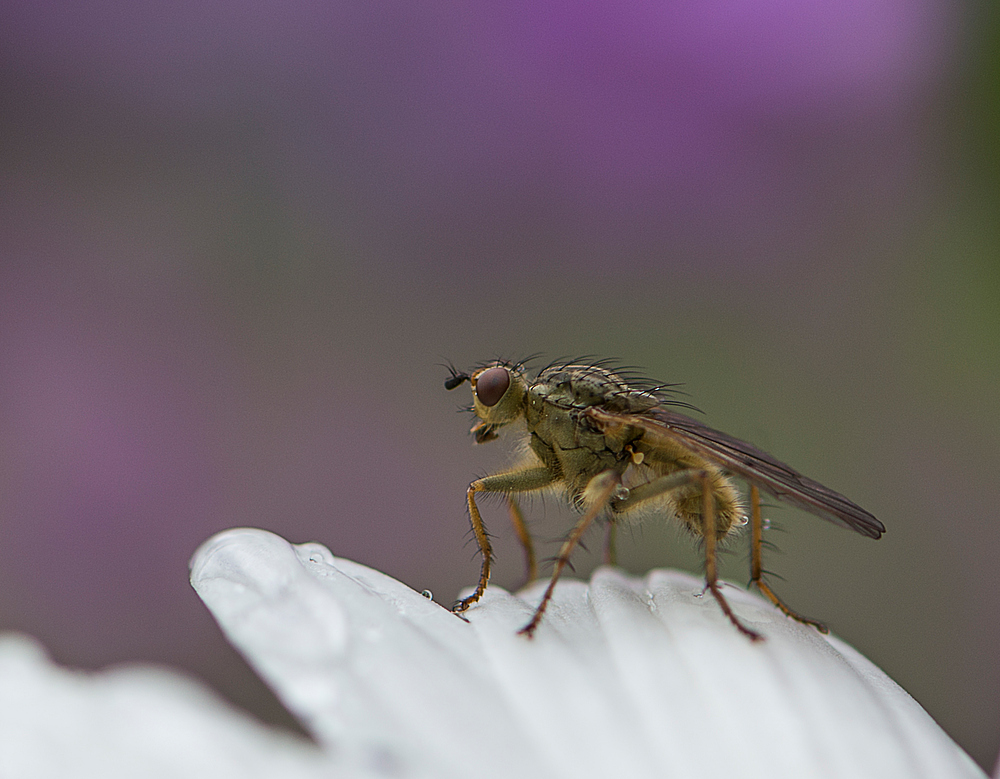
[735,513,749,527]
[614,485,630,501]
[762,518,771,531]
[298,543,334,566]
[421,589,433,600]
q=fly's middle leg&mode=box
[700,473,762,641]
[507,498,537,586]
[519,470,622,638]
[603,520,617,567]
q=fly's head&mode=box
[445,361,528,443]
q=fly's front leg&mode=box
[749,484,827,633]
[452,466,555,614]
[614,468,762,641]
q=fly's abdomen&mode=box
[673,467,743,537]
[629,442,744,538]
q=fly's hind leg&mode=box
[614,469,762,641]
[452,466,555,614]
[749,485,828,633]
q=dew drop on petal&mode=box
[421,589,433,600]
[297,542,335,566]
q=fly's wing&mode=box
[586,406,884,539]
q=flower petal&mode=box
[191,528,985,779]
[0,633,342,779]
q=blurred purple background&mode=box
[2,0,999,769]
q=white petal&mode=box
[190,528,985,779]
[0,633,343,779]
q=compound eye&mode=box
[474,367,510,407]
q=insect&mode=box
[445,358,884,641]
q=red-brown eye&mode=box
[475,367,510,407]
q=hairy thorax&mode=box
[523,365,743,537]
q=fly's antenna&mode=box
[442,362,471,390]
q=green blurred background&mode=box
[1,0,998,770]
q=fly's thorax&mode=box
[524,386,638,509]
[524,388,624,457]
[526,402,621,499]
[532,365,660,414]
[564,450,625,508]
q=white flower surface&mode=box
[190,528,984,779]
[0,633,339,779]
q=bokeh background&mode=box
[2,0,999,770]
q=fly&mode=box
[444,358,884,641]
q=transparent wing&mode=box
[586,406,884,539]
